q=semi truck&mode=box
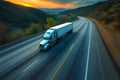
[39,22,73,50]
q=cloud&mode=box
[52,0,106,3]
[52,0,106,7]
[5,0,75,8]
[5,0,106,8]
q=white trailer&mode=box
[50,22,73,38]
[39,22,73,50]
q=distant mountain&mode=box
[60,0,120,29]
[40,8,69,14]
[0,1,51,28]
[60,2,106,16]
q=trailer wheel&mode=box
[68,30,72,33]
[47,45,51,50]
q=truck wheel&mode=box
[47,45,50,50]
[69,30,72,33]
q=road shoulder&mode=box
[90,18,120,73]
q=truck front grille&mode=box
[40,44,44,47]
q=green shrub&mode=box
[25,23,42,35]
[46,17,56,29]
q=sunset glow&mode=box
[5,0,75,8]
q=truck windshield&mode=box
[43,37,50,40]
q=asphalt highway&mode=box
[0,17,119,80]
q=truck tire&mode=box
[69,30,72,33]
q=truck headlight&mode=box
[44,45,47,48]
[44,44,49,49]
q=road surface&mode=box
[0,17,119,80]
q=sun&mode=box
[17,2,33,7]
[5,0,34,8]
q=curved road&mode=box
[0,17,119,80]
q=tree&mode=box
[46,17,56,29]
[25,23,42,35]
[39,19,45,30]
[61,15,67,23]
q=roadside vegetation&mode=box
[0,17,55,45]
[90,0,120,30]
[89,0,120,51]
[0,21,44,45]
[0,15,76,46]
[61,0,120,31]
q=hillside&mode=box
[61,0,120,28]
[0,1,51,45]
[60,2,105,16]
[0,1,51,29]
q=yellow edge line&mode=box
[50,35,80,80]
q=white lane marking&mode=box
[21,59,38,73]
[0,34,43,54]
[85,20,92,80]
[74,24,79,27]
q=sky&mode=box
[5,0,106,8]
